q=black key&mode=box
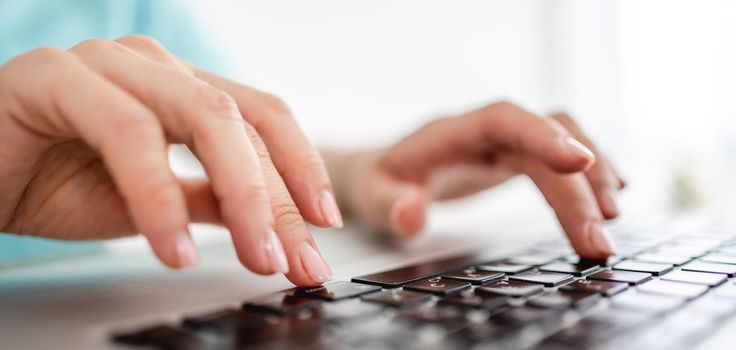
[398,304,468,330]
[613,261,673,276]
[588,270,652,285]
[243,291,322,314]
[508,270,574,287]
[476,262,532,274]
[539,261,602,277]
[660,270,727,287]
[560,279,628,296]
[477,280,544,297]
[527,290,601,310]
[701,253,736,265]
[565,255,623,267]
[490,306,563,329]
[320,298,384,321]
[443,268,504,285]
[633,253,692,266]
[298,281,380,300]
[351,255,481,287]
[361,289,432,308]
[181,308,276,336]
[637,280,708,300]
[683,261,736,277]
[112,325,203,350]
[439,290,509,310]
[404,277,470,295]
[506,252,564,266]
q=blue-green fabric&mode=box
[0,0,225,268]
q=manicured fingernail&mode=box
[599,187,620,217]
[389,195,413,237]
[300,242,333,283]
[588,221,616,256]
[175,230,198,268]
[319,189,343,228]
[565,137,595,162]
[264,229,289,274]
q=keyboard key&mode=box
[298,281,381,300]
[439,290,509,310]
[491,306,563,329]
[527,290,601,310]
[682,261,736,277]
[404,277,470,295]
[633,254,692,266]
[351,255,481,287]
[442,268,504,285]
[713,282,736,299]
[611,291,684,314]
[588,270,652,285]
[183,308,265,333]
[508,270,574,287]
[637,280,709,300]
[476,262,532,274]
[243,291,322,314]
[701,253,736,265]
[506,251,564,266]
[477,280,544,297]
[560,278,628,296]
[113,325,203,349]
[660,270,727,287]
[565,255,623,267]
[539,261,602,276]
[613,261,673,276]
[361,289,432,308]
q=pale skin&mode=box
[0,36,624,287]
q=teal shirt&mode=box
[0,0,225,268]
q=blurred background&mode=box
[180,0,736,214]
[2,0,735,266]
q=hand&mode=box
[333,101,625,259]
[0,36,340,286]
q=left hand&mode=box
[331,101,625,260]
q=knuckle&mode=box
[72,38,119,55]
[117,34,165,50]
[257,92,291,116]
[271,201,305,232]
[485,100,516,112]
[110,114,161,141]
[201,87,240,116]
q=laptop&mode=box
[1,185,735,350]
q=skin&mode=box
[329,102,625,260]
[0,36,624,286]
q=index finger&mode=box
[381,101,596,182]
[190,68,343,230]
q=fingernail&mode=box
[319,189,343,228]
[599,187,620,217]
[565,137,595,162]
[299,242,333,283]
[263,229,289,274]
[389,195,413,237]
[175,230,198,268]
[588,221,616,256]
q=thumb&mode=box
[364,173,430,238]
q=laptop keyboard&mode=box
[111,229,736,350]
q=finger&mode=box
[246,126,333,286]
[551,113,623,219]
[381,101,595,183]
[190,69,343,229]
[508,155,616,259]
[6,48,195,268]
[71,38,280,275]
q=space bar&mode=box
[351,254,482,288]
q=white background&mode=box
[183,0,736,214]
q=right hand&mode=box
[0,36,340,286]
